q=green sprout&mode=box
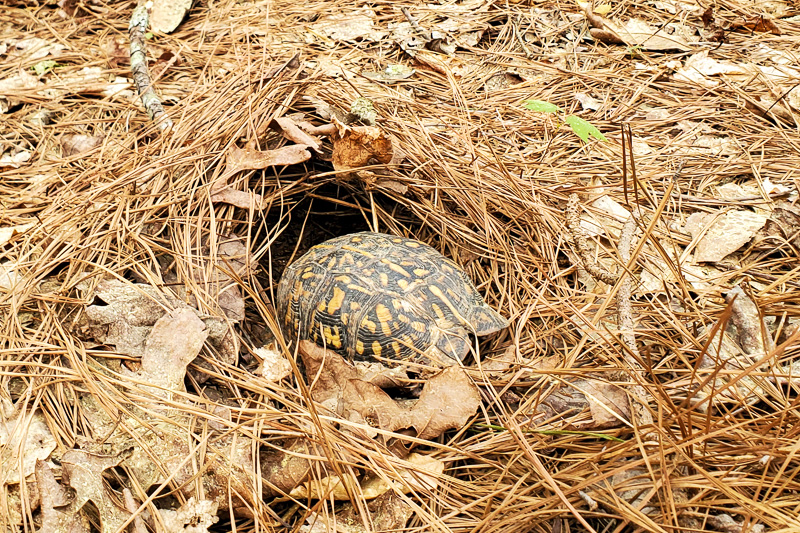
[524,99,608,143]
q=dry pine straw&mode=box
[2,0,800,531]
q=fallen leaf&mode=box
[0,409,57,485]
[731,15,781,35]
[694,326,768,410]
[36,460,91,533]
[324,493,414,533]
[291,452,444,500]
[33,59,57,76]
[273,116,321,151]
[62,449,132,533]
[0,262,22,290]
[311,8,387,42]
[754,202,800,250]
[725,286,773,357]
[435,18,489,48]
[685,211,768,263]
[574,92,602,111]
[150,0,192,33]
[537,377,631,429]
[331,125,393,171]
[0,149,32,168]
[0,72,45,113]
[139,308,208,395]
[100,35,129,68]
[582,6,691,51]
[210,187,263,208]
[411,366,482,439]
[300,341,481,441]
[158,497,219,532]
[580,194,631,238]
[60,134,104,157]
[354,361,410,388]
[261,439,315,497]
[361,64,416,83]
[5,37,66,61]
[224,142,311,175]
[84,279,231,362]
[360,453,445,496]
[0,223,34,247]
[256,343,293,382]
[709,513,766,533]
[604,18,692,51]
[589,465,657,516]
[672,51,750,88]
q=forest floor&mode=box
[2,0,800,531]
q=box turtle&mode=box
[276,231,508,364]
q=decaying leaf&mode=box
[309,493,414,533]
[36,460,91,533]
[580,192,631,239]
[0,72,45,113]
[60,134,104,157]
[730,15,781,35]
[689,287,774,412]
[709,513,766,533]
[84,279,233,363]
[360,452,445,496]
[685,210,768,263]
[256,343,293,382]
[331,124,393,172]
[100,35,129,68]
[4,37,66,61]
[638,253,724,294]
[158,497,219,532]
[224,142,311,175]
[272,116,321,151]
[536,377,631,430]
[0,148,33,168]
[290,452,444,500]
[300,341,481,440]
[0,222,35,247]
[754,203,800,250]
[139,308,208,396]
[361,64,416,83]
[581,4,691,51]
[150,0,193,34]
[311,8,387,42]
[261,438,316,497]
[589,465,657,516]
[725,286,773,357]
[77,378,256,514]
[209,187,263,208]
[174,235,249,323]
[574,92,603,111]
[61,449,133,533]
[0,409,57,485]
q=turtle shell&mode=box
[276,232,507,364]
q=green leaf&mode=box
[565,115,607,142]
[145,32,154,39]
[32,60,57,76]
[523,99,560,113]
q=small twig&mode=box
[617,213,655,432]
[122,488,149,533]
[129,4,173,132]
[617,215,638,358]
[565,193,617,285]
[401,7,430,41]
